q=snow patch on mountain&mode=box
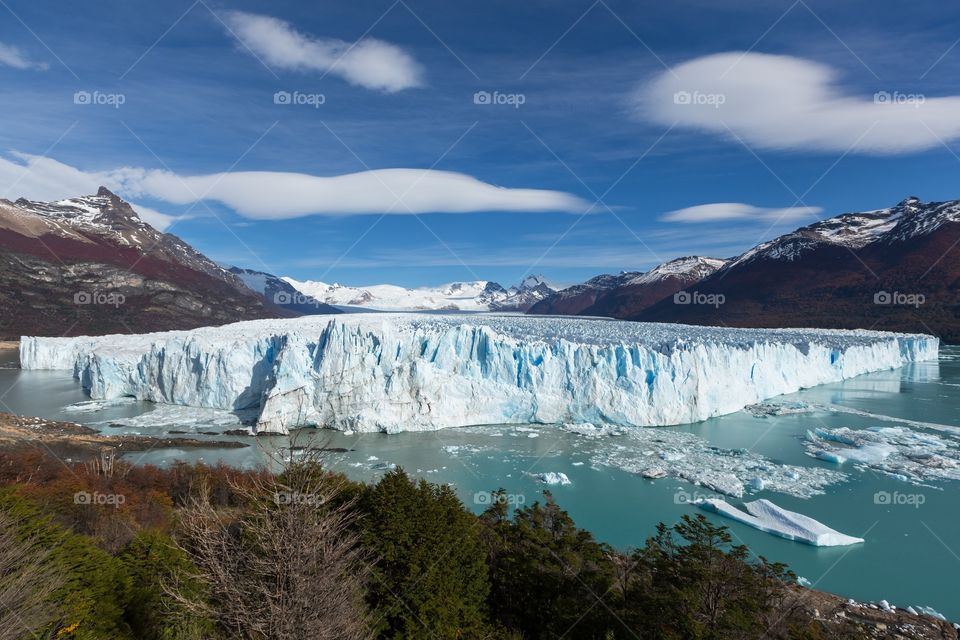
[283,276,555,311]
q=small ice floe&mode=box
[697,498,865,547]
[366,455,379,461]
[571,461,585,466]
[527,432,540,438]
[529,472,571,486]
[797,576,811,587]
[746,401,813,417]
[641,468,668,479]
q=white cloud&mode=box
[640,52,960,154]
[0,153,174,230]
[223,11,423,93]
[661,202,822,223]
[0,153,588,223]
[0,42,47,70]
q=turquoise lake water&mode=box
[1,347,957,620]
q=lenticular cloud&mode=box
[639,51,960,154]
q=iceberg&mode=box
[20,314,938,435]
[697,498,865,547]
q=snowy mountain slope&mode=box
[637,196,960,341]
[0,187,281,338]
[228,267,340,316]
[283,275,555,312]
[21,314,937,434]
[528,256,726,317]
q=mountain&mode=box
[0,187,281,338]
[636,197,960,340]
[528,256,726,317]
[227,266,340,316]
[532,197,960,342]
[282,275,556,312]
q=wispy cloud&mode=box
[661,202,822,223]
[1,152,589,220]
[222,11,424,93]
[639,51,960,154]
[0,42,47,70]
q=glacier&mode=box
[19,314,938,435]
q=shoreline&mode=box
[0,411,249,458]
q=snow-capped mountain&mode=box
[0,187,282,338]
[283,275,556,312]
[227,266,340,316]
[627,197,960,341]
[528,256,726,317]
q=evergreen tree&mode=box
[360,469,490,639]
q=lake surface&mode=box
[1,347,957,620]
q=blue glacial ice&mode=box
[19,314,938,435]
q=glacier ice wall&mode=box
[20,315,939,434]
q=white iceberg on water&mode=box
[697,498,865,547]
[20,314,937,435]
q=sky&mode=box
[2,0,960,288]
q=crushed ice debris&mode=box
[529,472,572,485]
[697,498,864,547]
[63,397,138,412]
[566,423,845,498]
[89,404,251,430]
[21,314,938,434]
[805,426,960,485]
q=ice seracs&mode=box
[20,314,938,435]
[697,498,865,547]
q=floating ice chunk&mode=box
[530,472,571,485]
[697,498,865,547]
[797,576,811,587]
[805,426,960,485]
[913,605,946,620]
[20,314,938,434]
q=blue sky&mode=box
[2,0,960,287]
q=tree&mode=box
[360,468,490,639]
[118,529,215,640]
[170,453,371,640]
[481,490,616,640]
[0,508,64,640]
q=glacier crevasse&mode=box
[19,314,939,434]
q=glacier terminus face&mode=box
[19,314,939,435]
